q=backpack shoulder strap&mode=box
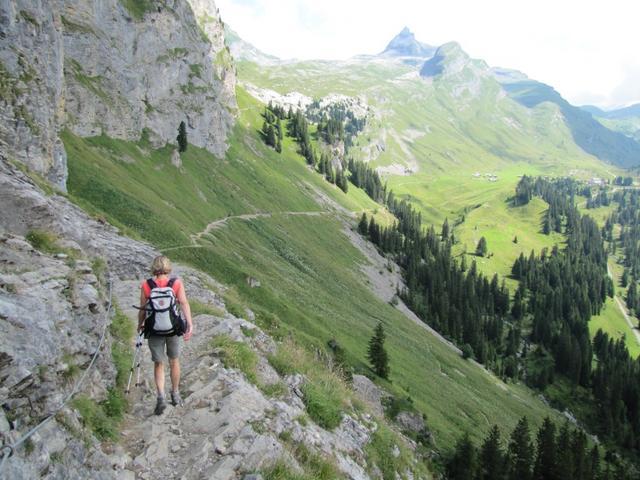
[147,278,157,290]
[168,277,176,288]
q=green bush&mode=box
[260,381,288,398]
[263,461,306,480]
[268,339,349,430]
[383,394,415,420]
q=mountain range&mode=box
[231,26,640,170]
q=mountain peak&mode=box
[380,27,436,58]
[419,41,474,77]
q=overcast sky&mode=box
[216,0,640,109]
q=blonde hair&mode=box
[151,255,172,276]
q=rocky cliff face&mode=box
[0,1,67,190]
[0,0,236,191]
[60,0,236,156]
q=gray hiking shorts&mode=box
[148,335,181,363]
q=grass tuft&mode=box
[71,396,118,441]
[212,335,258,384]
[190,299,225,317]
[26,229,59,254]
[269,339,349,430]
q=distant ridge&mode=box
[224,25,280,64]
[581,103,640,120]
[501,80,640,168]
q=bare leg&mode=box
[169,358,180,393]
[154,361,165,397]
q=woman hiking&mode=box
[137,255,193,415]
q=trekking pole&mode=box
[126,333,144,394]
[135,335,143,388]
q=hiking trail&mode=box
[113,267,375,480]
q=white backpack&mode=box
[142,278,185,336]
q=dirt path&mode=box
[161,211,330,253]
[191,211,328,242]
[607,262,640,346]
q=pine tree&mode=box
[507,417,533,480]
[627,281,638,316]
[367,322,389,379]
[177,121,188,152]
[442,218,450,240]
[448,433,478,480]
[533,417,557,480]
[476,237,488,257]
[477,425,505,480]
[543,212,551,235]
[266,124,276,148]
[358,213,369,236]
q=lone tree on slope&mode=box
[476,236,488,257]
[177,121,188,152]
[367,322,390,379]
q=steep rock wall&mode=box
[0,1,67,189]
[0,0,236,191]
[59,0,236,157]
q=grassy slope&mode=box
[238,59,620,281]
[239,58,639,357]
[65,86,568,450]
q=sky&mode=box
[215,0,640,109]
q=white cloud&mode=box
[216,0,640,107]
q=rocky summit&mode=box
[380,27,436,59]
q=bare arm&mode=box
[137,287,146,332]
[176,281,193,340]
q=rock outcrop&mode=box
[0,0,236,191]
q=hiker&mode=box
[137,255,193,415]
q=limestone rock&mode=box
[352,374,386,417]
[396,411,426,433]
[0,0,67,189]
[171,149,182,169]
[59,0,236,158]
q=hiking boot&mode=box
[170,390,183,407]
[154,396,166,415]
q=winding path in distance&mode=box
[162,210,330,252]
